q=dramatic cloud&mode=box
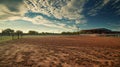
[116,9,120,15]
[0,0,87,30]
[113,0,120,15]
[31,16,77,30]
[87,0,110,16]
[2,13,77,31]
[0,0,120,32]
[24,0,87,26]
[0,0,27,20]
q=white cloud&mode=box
[2,15,77,31]
[0,0,88,31]
[112,0,120,5]
[0,30,1,33]
[115,9,120,15]
[88,0,110,16]
[24,0,87,25]
[0,0,27,20]
[28,16,77,31]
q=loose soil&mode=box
[0,36,120,67]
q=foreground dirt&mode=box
[0,36,120,67]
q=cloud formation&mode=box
[0,0,27,20]
[87,0,110,16]
[0,0,120,31]
[23,0,88,30]
[26,16,77,31]
[25,0,87,22]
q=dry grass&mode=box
[0,36,120,67]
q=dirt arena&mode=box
[0,36,120,67]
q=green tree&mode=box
[16,30,23,39]
[2,28,14,36]
[2,28,14,40]
[28,30,39,35]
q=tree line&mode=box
[0,28,119,40]
[0,29,23,40]
[0,28,60,37]
[0,28,86,36]
[0,29,80,37]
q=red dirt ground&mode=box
[0,36,120,67]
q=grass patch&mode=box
[0,36,18,43]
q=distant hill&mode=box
[80,28,120,34]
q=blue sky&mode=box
[0,0,120,33]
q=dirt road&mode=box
[0,36,120,67]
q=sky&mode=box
[0,0,120,33]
